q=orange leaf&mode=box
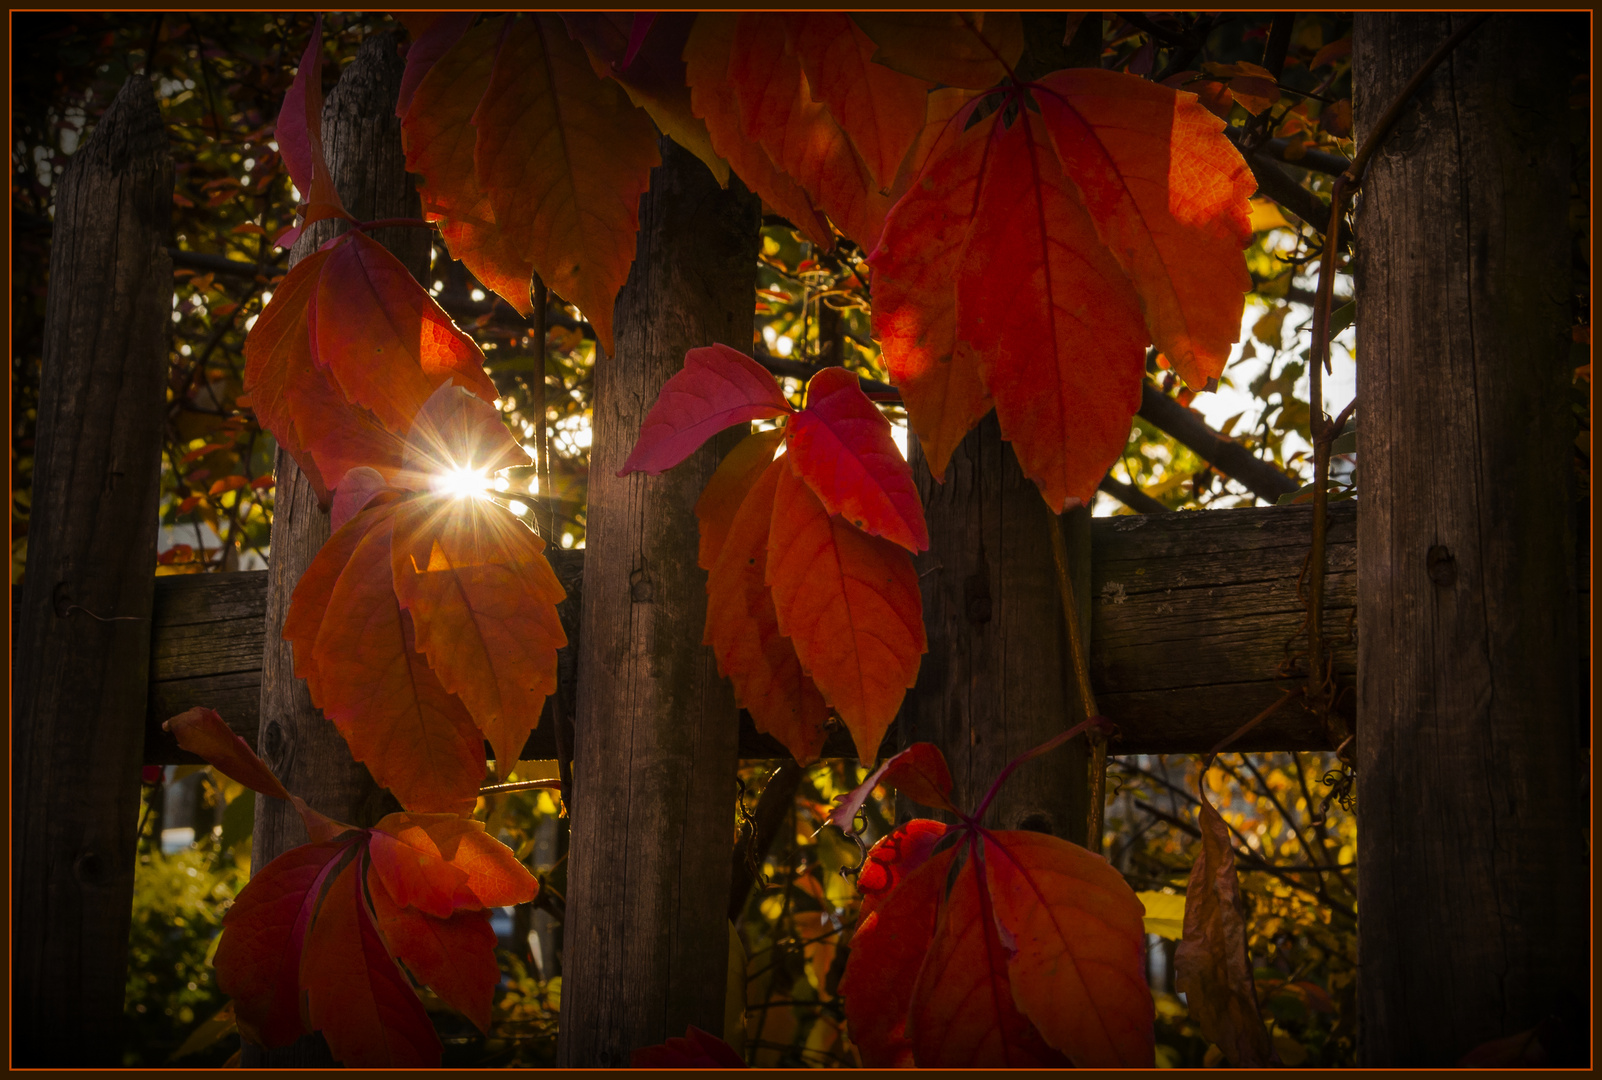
[766,463,924,764]
[473,13,660,355]
[705,459,830,765]
[365,816,472,919]
[868,96,993,480]
[308,508,488,814]
[958,108,1148,510]
[1033,69,1256,389]
[851,13,1024,91]
[906,848,1070,1066]
[208,475,249,496]
[728,13,893,250]
[164,706,293,802]
[785,14,934,194]
[694,426,786,571]
[838,835,958,1067]
[984,829,1155,1066]
[399,381,529,489]
[402,16,537,315]
[369,814,538,910]
[389,495,567,777]
[366,866,500,1034]
[684,13,833,248]
[1173,781,1279,1066]
[1310,37,1352,70]
[310,231,497,434]
[302,859,441,1066]
[214,840,348,1049]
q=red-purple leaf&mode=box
[855,818,950,922]
[618,344,792,476]
[787,366,927,552]
[830,742,956,836]
[275,16,350,236]
[631,1025,746,1068]
[396,13,475,119]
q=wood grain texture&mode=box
[902,415,1090,840]
[11,76,172,1066]
[1091,501,1355,753]
[141,506,1351,761]
[245,33,421,1068]
[1353,14,1586,1065]
[557,138,759,1067]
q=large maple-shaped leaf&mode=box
[835,740,1154,1068]
[390,494,568,776]
[1173,780,1279,1066]
[275,16,351,245]
[851,13,1024,91]
[683,13,833,248]
[705,459,830,765]
[786,366,927,552]
[563,13,730,187]
[167,706,538,1064]
[303,859,442,1067]
[473,13,660,355]
[784,14,934,195]
[867,99,992,480]
[984,830,1155,1066]
[766,463,924,764]
[1033,69,1255,389]
[618,344,792,476]
[309,231,498,433]
[958,108,1148,510]
[907,851,1071,1066]
[726,13,893,250]
[401,16,537,315]
[838,830,957,1067]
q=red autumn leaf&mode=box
[389,494,568,777]
[308,231,498,434]
[786,366,927,552]
[694,426,786,570]
[208,475,249,496]
[631,1025,746,1068]
[1032,69,1255,389]
[957,106,1148,510]
[164,706,293,802]
[242,250,406,505]
[399,381,529,489]
[564,13,730,187]
[830,743,957,837]
[683,14,833,248]
[766,462,924,764]
[704,459,830,765]
[867,95,992,480]
[214,839,348,1048]
[724,13,893,250]
[617,344,792,476]
[302,859,442,1067]
[851,13,1024,91]
[1173,777,1279,1066]
[836,739,1154,1068]
[983,830,1155,1066]
[907,848,1072,1067]
[365,869,499,1034]
[274,17,351,245]
[401,16,537,316]
[473,13,661,355]
[838,833,958,1067]
[302,507,489,814]
[395,12,474,119]
[165,705,536,1065]
[784,13,934,194]
[330,466,393,532]
[854,817,950,922]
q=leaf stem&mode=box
[1046,508,1109,852]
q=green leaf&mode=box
[1327,301,1355,337]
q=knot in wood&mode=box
[1426,545,1457,587]
[72,848,107,886]
[629,568,654,604]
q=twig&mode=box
[1137,381,1299,504]
[1098,473,1172,514]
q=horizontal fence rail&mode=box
[136,502,1360,764]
